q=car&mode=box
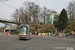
[11,30,19,34]
[66,33,73,36]
[73,33,75,36]
[66,33,70,36]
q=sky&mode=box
[0,0,73,27]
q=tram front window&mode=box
[20,27,26,35]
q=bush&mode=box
[40,29,55,33]
[40,22,43,25]
[42,29,48,33]
[65,31,70,33]
[40,30,42,33]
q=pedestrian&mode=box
[55,33,57,37]
[35,31,37,35]
[6,31,9,36]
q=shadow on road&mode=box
[17,38,31,41]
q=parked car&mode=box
[11,30,19,34]
[66,33,73,36]
[73,33,75,36]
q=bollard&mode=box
[41,33,42,35]
[48,33,49,35]
[49,33,51,35]
[39,33,41,35]
[51,33,52,35]
[45,33,46,35]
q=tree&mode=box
[32,4,41,23]
[0,0,8,1]
[12,1,41,24]
[12,1,57,25]
[41,6,49,24]
[23,1,33,24]
[51,9,57,14]
[67,1,75,21]
[23,1,41,24]
[58,8,68,31]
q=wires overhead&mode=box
[2,2,16,10]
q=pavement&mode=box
[0,33,75,50]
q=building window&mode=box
[47,16,50,24]
[45,14,52,24]
[54,15,58,19]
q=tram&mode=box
[19,24,32,39]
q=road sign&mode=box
[71,31,73,34]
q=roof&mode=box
[5,27,16,30]
[20,24,32,29]
[0,18,22,24]
[5,27,11,30]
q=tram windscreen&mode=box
[20,26,27,34]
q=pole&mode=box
[63,29,64,37]
[46,18,47,33]
[37,14,39,35]
[28,15,29,25]
[46,24,47,33]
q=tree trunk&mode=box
[44,17,45,24]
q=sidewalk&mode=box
[0,34,7,36]
[0,33,18,37]
[0,34,37,37]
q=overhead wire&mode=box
[2,2,16,10]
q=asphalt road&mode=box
[0,35,75,50]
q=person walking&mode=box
[35,31,37,35]
[6,31,9,36]
[55,33,57,37]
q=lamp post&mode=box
[46,17,48,33]
[46,22,47,33]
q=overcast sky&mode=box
[0,0,73,27]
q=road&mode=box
[0,35,75,50]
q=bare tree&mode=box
[12,1,39,24]
[67,1,75,21]
[51,9,57,14]
[12,1,57,25]
[23,1,34,24]
[12,9,19,23]
[12,7,29,24]
[23,1,41,24]
[41,6,49,24]
[0,0,8,1]
[32,4,41,23]
[0,27,5,32]
[47,9,57,14]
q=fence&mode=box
[39,33,53,35]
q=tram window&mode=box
[20,27,26,34]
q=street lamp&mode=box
[46,18,48,33]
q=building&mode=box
[45,13,59,25]
[4,27,17,34]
